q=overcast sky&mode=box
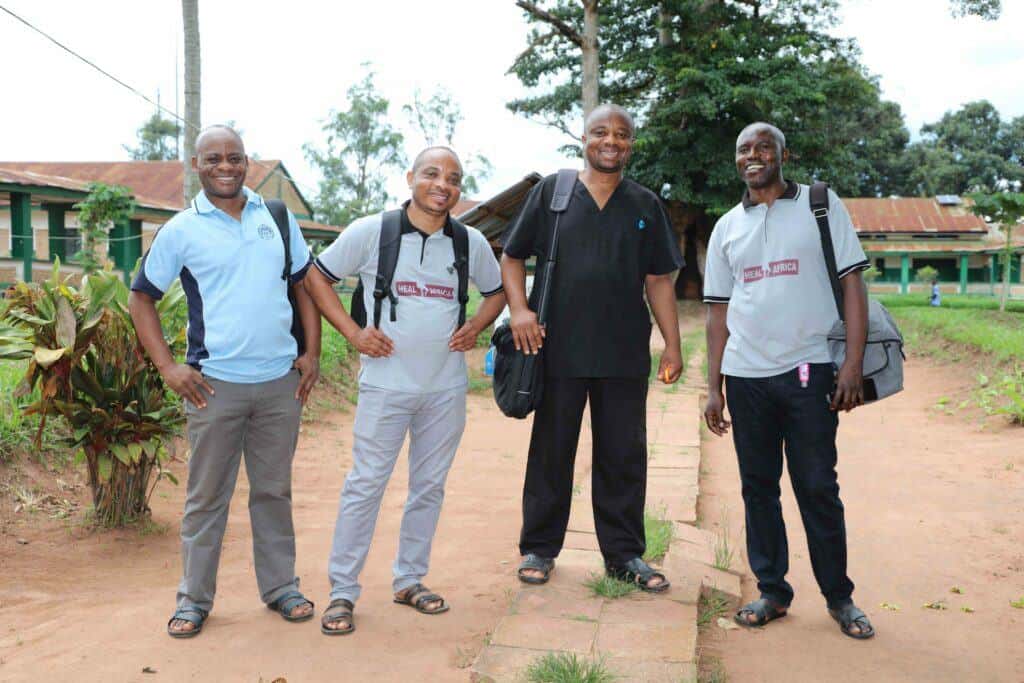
[1,0,1021,206]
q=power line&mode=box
[0,4,324,206]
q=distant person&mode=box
[304,146,506,635]
[702,122,875,639]
[930,279,941,307]
[502,104,684,592]
[128,125,322,638]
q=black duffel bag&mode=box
[491,169,576,419]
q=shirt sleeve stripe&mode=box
[130,269,165,300]
[314,257,342,283]
[480,285,504,298]
[837,259,870,279]
[289,257,312,284]
[703,295,730,304]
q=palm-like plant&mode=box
[0,263,186,526]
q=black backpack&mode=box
[348,209,471,329]
[265,199,306,355]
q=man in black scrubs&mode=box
[501,104,684,590]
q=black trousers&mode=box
[725,363,855,609]
[519,377,648,565]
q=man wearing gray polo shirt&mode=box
[702,122,875,639]
[129,125,322,638]
[303,147,506,635]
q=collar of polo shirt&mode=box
[400,199,454,237]
[741,180,800,210]
[193,186,263,214]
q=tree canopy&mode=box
[124,112,179,161]
[509,0,1010,215]
[304,69,405,227]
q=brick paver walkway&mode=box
[471,346,742,682]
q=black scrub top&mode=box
[503,173,683,379]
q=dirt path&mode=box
[0,359,533,682]
[697,355,1024,682]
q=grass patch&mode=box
[584,573,638,599]
[1,359,64,464]
[696,591,731,629]
[876,293,1024,314]
[468,366,492,394]
[643,507,673,563]
[889,305,1024,364]
[712,507,735,571]
[525,652,617,683]
[699,656,729,683]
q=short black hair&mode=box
[584,104,635,137]
[411,146,463,174]
[195,124,244,153]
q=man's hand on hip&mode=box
[293,353,320,404]
[350,326,395,358]
[449,320,483,352]
[159,363,215,409]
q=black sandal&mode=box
[734,598,788,628]
[167,606,208,639]
[393,583,450,615]
[321,598,355,636]
[605,557,671,593]
[829,603,875,640]
[267,590,314,623]
[517,554,555,585]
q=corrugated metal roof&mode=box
[0,160,282,212]
[845,197,987,234]
[456,173,543,241]
[0,166,179,211]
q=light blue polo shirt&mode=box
[131,188,311,384]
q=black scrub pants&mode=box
[519,377,648,566]
[725,362,855,609]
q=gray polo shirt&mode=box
[703,181,869,378]
[314,208,503,394]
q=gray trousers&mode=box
[327,385,466,604]
[177,370,302,613]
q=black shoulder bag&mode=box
[265,199,306,355]
[491,169,576,419]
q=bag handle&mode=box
[810,181,845,322]
[535,169,577,325]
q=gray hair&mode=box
[736,122,786,152]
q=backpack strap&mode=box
[810,181,845,321]
[535,169,578,325]
[373,209,403,328]
[265,199,291,281]
[449,217,471,329]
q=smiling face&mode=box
[193,128,248,199]
[735,126,788,190]
[582,109,634,174]
[407,148,463,217]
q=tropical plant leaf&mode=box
[55,296,77,349]
[71,367,105,403]
[160,471,179,486]
[33,346,67,369]
[97,454,112,482]
[140,439,158,459]
[111,443,131,465]
[127,442,143,463]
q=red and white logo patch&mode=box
[395,281,454,301]
[743,259,800,283]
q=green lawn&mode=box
[876,293,1024,314]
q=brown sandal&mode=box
[321,598,355,636]
[393,583,450,615]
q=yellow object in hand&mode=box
[663,368,671,383]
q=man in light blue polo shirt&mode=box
[128,125,322,639]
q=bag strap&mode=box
[373,209,403,328]
[450,217,471,328]
[265,199,291,281]
[809,181,845,322]
[535,169,577,325]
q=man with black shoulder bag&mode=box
[703,122,900,641]
[500,104,684,592]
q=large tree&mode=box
[182,0,201,203]
[902,100,1024,196]
[304,70,405,227]
[124,112,179,161]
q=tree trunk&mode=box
[658,4,672,46]
[182,0,201,205]
[581,0,599,120]
[1000,227,1012,312]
